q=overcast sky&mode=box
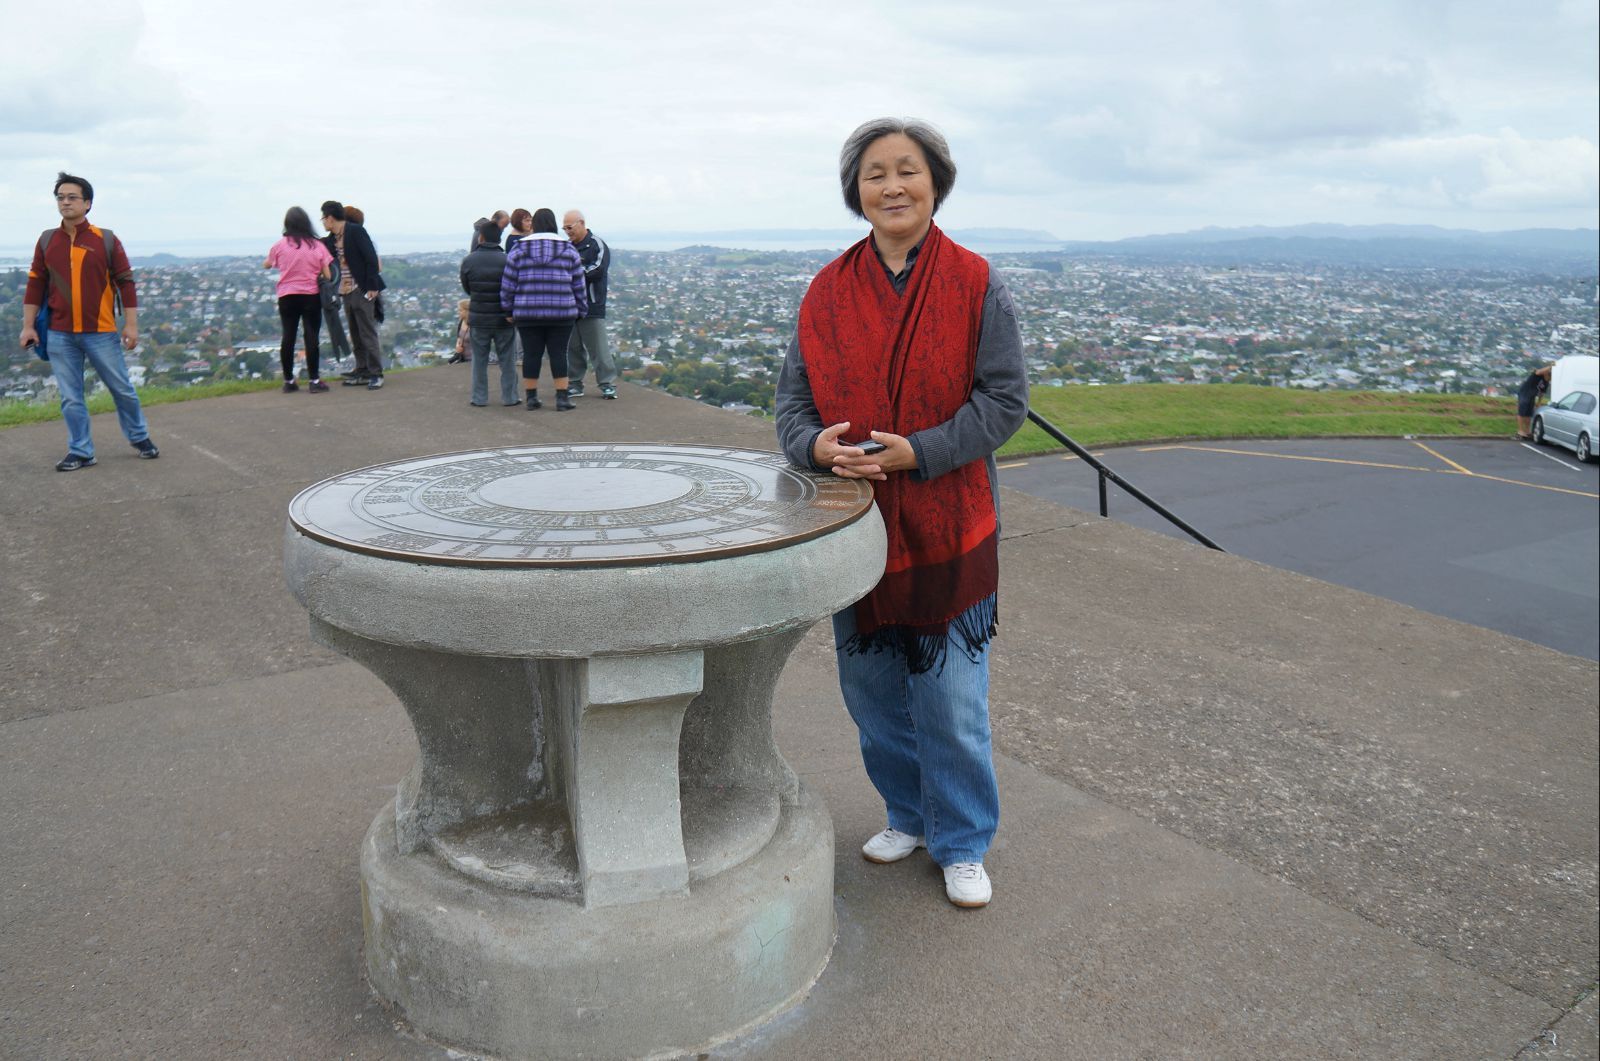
[2,0,1596,253]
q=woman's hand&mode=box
[864,430,915,474]
[813,422,915,481]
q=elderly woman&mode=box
[775,118,1028,908]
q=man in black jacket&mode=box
[321,201,387,390]
[562,210,617,399]
[459,219,520,407]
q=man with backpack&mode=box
[19,171,159,472]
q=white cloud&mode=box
[0,0,187,140]
[0,0,1594,250]
[1472,132,1599,209]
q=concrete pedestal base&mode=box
[360,782,835,1060]
[286,447,884,1058]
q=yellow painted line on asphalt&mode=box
[1454,472,1598,500]
[1168,444,1435,473]
[1168,444,1597,499]
[997,460,1029,469]
[1413,441,1474,475]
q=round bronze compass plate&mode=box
[288,444,874,567]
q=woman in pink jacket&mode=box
[264,206,334,392]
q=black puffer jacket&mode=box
[460,244,509,327]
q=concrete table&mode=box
[284,444,884,1059]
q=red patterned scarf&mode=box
[799,222,997,671]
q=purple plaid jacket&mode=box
[500,234,588,322]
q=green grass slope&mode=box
[1003,384,1514,456]
[4,377,1516,450]
[0,378,286,429]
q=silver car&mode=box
[1532,387,1599,463]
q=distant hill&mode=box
[607,227,1062,248]
[4,223,1591,272]
[131,252,190,267]
[610,223,1595,270]
[1085,224,1598,273]
[1119,222,1591,249]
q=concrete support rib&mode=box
[551,651,702,908]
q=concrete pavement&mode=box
[2,366,1595,1059]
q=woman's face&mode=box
[857,133,934,245]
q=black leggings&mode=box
[518,323,574,382]
[278,294,324,380]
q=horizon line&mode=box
[2,221,1597,264]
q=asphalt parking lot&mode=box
[1000,437,1600,660]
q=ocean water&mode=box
[0,234,1064,264]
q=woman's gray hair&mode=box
[839,117,957,219]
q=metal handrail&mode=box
[1025,409,1225,552]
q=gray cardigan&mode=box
[774,261,1029,516]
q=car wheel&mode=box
[1578,433,1593,463]
[1531,416,1545,445]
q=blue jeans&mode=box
[832,607,999,866]
[48,330,150,458]
[470,321,519,405]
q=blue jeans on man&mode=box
[831,607,1000,867]
[48,330,151,458]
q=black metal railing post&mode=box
[1024,409,1225,552]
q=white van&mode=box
[1532,354,1600,463]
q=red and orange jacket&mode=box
[25,222,138,334]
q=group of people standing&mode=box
[456,208,615,410]
[263,201,387,392]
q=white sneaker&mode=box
[942,862,992,908]
[861,828,925,864]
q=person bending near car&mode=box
[1516,365,1552,440]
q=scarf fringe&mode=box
[840,594,998,676]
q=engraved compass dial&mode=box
[288,444,873,567]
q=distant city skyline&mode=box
[2,0,1596,252]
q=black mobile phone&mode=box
[855,440,886,455]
